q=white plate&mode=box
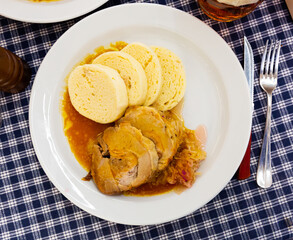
[29,3,251,225]
[0,0,108,23]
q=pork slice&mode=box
[91,122,158,194]
[159,110,184,168]
[91,145,120,195]
[119,106,183,171]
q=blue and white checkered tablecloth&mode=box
[0,0,292,239]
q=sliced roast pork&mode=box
[91,122,158,195]
[119,106,183,170]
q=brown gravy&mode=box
[125,183,175,196]
[62,91,111,172]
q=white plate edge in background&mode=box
[0,0,108,23]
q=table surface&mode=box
[0,0,293,239]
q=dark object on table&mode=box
[285,0,293,19]
[0,46,31,93]
[237,134,252,179]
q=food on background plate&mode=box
[62,41,206,196]
[121,42,163,106]
[30,0,59,2]
[151,46,186,111]
[93,51,147,106]
[68,64,128,124]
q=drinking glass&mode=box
[198,0,263,22]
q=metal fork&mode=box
[257,40,281,188]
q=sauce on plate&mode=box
[62,90,177,195]
[62,91,111,171]
[125,183,175,196]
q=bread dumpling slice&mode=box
[68,64,128,124]
[93,51,147,106]
[121,42,162,106]
[151,46,186,111]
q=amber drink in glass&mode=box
[198,0,263,22]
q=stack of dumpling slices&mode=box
[68,42,186,124]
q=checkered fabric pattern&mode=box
[0,0,292,239]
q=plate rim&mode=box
[29,3,252,225]
[0,0,109,23]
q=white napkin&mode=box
[217,0,259,7]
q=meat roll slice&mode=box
[119,106,183,171]
[91,122,158,195]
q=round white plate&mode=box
[0,0,108,23]
[30,3,251,225]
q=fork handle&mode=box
[257,93,272,188]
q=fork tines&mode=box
[260,40,281,78]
